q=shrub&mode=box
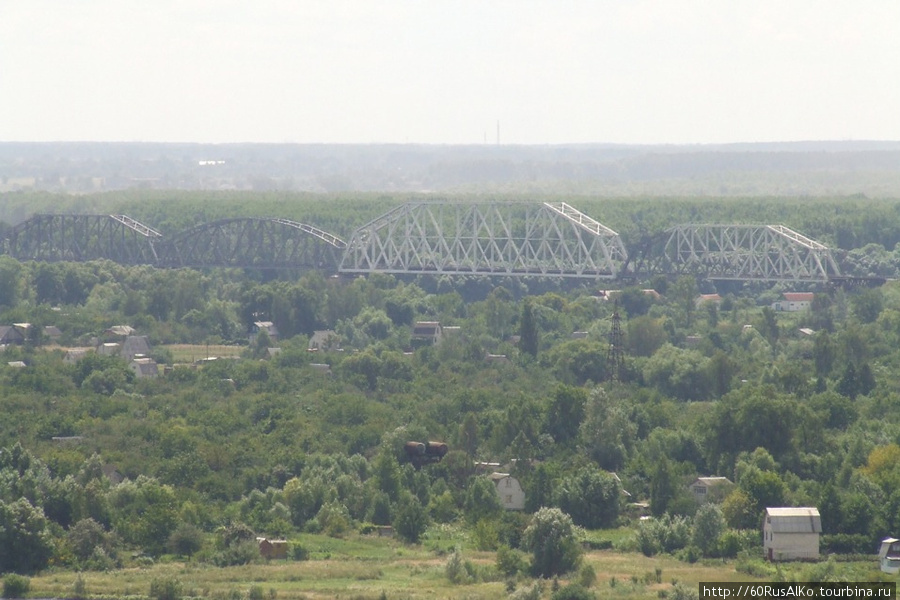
[496,544,527,577]
[248,585,265,600]
[3,574,30,599]
[149,577,182,600]
[510,582,544,600]
[73,574,87,600]
[168,522,205,556]
[577,563,597,588]
[289,542,309,561]
[445,548,470,584]
[551,583,596,600]
[211,539,259,567]
[522,507,582,578]
[636,515,692,556]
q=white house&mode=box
[772,292,815,312]
[130,357,159,379]
[763,507,821,561]
[489,473,525,510]
[879,538,900,574]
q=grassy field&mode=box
[25,530,888,600]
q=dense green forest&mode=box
[3,191,900,589]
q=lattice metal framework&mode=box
[662,224,841,282]
[1,214,162,264]
[339,202,627,278]
[158,218,346,270]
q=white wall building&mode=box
[763,507,821,561]
[490,473,525,511]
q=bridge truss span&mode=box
[2,214,162,264]
[663,223,841,282]
[339,201,627,279]
[158,217,346,270]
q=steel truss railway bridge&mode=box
[0,203,848,284]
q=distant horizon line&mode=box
[2,139,900,148]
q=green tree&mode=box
[0,256,23,308]
[813,331,836,379]
[649,457,676,517]
[0,498,54,573]
[619,286,652,318]
[626,315,668,357]
[522,507,582,578]
[519,297,539,358]
[544,385,587,446]
[579,387,636,471]
[692,503,725,556]
[394,493,428,543]
[464,476,503,524]
[553,467,620,529]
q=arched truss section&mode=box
[158,218,346,270]
[1,214,162,264]
[339,201,627,279]
[662,224,841,282]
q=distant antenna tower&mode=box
[606,300,625,382]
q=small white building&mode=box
[412,321,442,346]
[879,538,900,574]
[763,507,821,561]
[130,357,159,379]
[772,292,814,312]
[489,473,525,511]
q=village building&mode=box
[251,321,280,344]
[256,537,288,560]
[772,292,815,312]
[308,329,340,352]
[98,342,121,356]
[411,321,442,347]
[106,325,135,337]
[688,477,734,504]
[121,335,152,362]
[763,507,821,561]
[130,357,159,379]
[0,325,26,346]
[484,353,510,364]
[879,538,900,574]
[64,348,92,364]
[489,473,525,510]
[695,293,723,308]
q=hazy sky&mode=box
[3,1,899,145]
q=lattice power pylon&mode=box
[662,224,841,283]
[606,302,625,383]
[339,201,627,279]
